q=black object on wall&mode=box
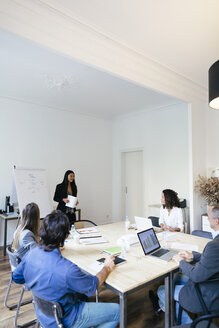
[209,60,219,109]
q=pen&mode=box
[80,236,102,239]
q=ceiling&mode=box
[2,0,217,119]
[0,29,180,119]
[43,0,219,88]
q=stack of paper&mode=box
[80,237,108,245]
[77,227,99,234]
[87,261,104,273]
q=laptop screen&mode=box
[137,228,160,255]
[134,216,153,231]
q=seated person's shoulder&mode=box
[203,238,219,257]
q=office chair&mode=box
[4,246,36,327]
[32,293,64,328]
[175,277,219,327]
[75,219,97,227]
[191,230,213,239]
[148,216,160,227]
[173,312,219,328]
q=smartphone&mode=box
[97,256,126,266]
[114,256,126,265]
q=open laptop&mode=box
[137,228,177,261]
[135,216,153,231]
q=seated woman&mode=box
[12,202,40,266]
[159,189,184,232]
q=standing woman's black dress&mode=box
[54,170,77,226]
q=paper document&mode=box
[87,261,104,273]
[77,227,99,234]
[80,236,108,245]
[65,195,77,208]
[170,242,198,252]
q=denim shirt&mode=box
[12,246,98,328]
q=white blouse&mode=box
[159,206,184,232]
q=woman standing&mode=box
[159,189,184,232]
[12,202,40,267]
[54,170,78,226]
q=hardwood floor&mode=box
[0,253,164,328]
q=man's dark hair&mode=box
[39,210,70,251]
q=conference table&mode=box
[62,222,209,328]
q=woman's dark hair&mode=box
[62,170,77,195]
[39,210,70,251]
[163,189,180,209]
[12,202,40,250]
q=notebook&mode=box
[104,246,121,255]
[134,216,153,231]
[137,228,177,261]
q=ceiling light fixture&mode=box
[209,60,219,109]
[43,74,74,90]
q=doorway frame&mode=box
[121,147,144,221]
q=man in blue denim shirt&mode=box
[12,210,120,328]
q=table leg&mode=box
[119,292,127,328]
[169,271,174,326]
[4,218,7,256]
[165,272,174,328]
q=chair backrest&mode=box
[6,246,21,272]
[32,293,63,327]
[191,312,219,328]
[148,216,160,227]
[195,277,219,315]
[74,219,97,229]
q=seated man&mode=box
[12,210,120,328]
[157,205,219,323]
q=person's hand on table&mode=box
[162,225,171,231]
[104,256,116,272]
[178,250,194,262]
[173,251,193,264]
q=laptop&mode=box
[135,216,153,231]
[137,228,177,261]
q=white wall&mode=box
[112,103,189,221]
[0,97,112,245]
[207,109,219,169]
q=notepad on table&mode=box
[87,261,104,273]
[77,227,99,234]
[80,236,107,245]
[103,246,121,255]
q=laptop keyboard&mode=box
[153,248,169,257]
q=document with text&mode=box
[65,195,77,208]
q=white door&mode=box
[122,150,143,222]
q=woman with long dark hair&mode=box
[159,189,184,232]
[12,202,40,265]
[53,170,78,226]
